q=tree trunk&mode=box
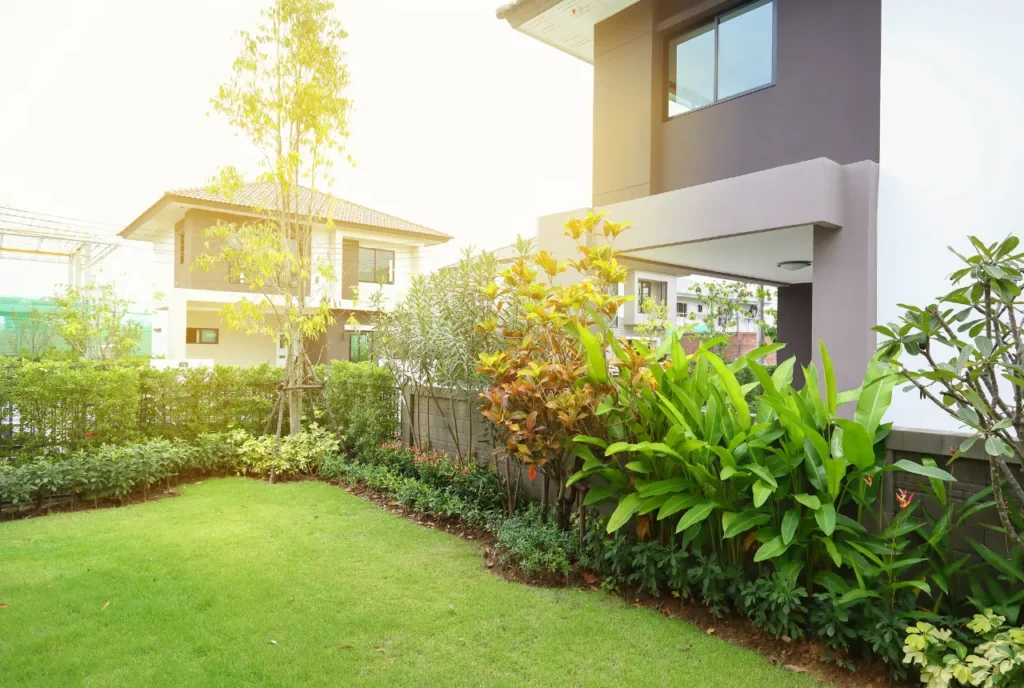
[287,335,302,435]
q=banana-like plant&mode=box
[569,331,955,594]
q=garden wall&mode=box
[403,393,1020,553]
[402,388,492,461]
[886,428,1021,557]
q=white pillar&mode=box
[166,291,188,361]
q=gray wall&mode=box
[593,0,882,204]
[402,388,494,461]
[776,282,812,385]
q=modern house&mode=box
[497,0,1024,431]
[119,183,452,367]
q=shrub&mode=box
[904,610,1024,687]
[321,361,398,457]
[0,360,284,456]
[495,506,580,576]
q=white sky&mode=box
[0,0,593,298]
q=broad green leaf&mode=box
[576,324,608,384]
[921,457,947,507]
[839,588,881,605]
[781,509,799,545]
[753,535,790,562]
[583,486,615,506]
[607,493,642,533]
[820,340,837,415]
[833,419,875,470]
[704,351,751,429]
[638,477,688,497]
[772,358,796,389]
[890,459,956,482]
[572,435,608,449]
[794,493,821,510]
[815,502,836,536]
[605,441,630,455]
[970,540,1024,584]
[658,493,703,520]
[820,536,842,566]
[624,461,652,474]
[855,354,896,437]
[675,500,717,533]
[752,479,772,508]
[723,509,771,538]
[746,463,778,489]
[823,455,847,500]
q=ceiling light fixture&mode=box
[777,260,812,271]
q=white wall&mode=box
[877,1,1024,430]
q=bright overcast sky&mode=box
[0,0,592,295]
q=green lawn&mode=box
[0,478,817,687]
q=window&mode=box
[667,0,774,117]
[358,248,395,284]
[349,332,370,362]
[676,302,688,317]
[698,304,704,313]
[638,279,667,305]
[177,230,185,265]
[186,327,219,344]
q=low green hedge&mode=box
[0,426,337,513]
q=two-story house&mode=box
[119,183,452,367]
[498,0,1023,431]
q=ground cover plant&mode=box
[0,478,820,688]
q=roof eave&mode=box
[120,193,454,244]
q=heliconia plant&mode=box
[568,330,957,599]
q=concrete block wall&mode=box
[886,428,1021,557]
[402,388,494,461]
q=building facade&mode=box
[498,0,1024,430]
[120,183,451,367]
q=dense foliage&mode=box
[0,359,394,457]
[0,427,338,515]
[904,611,1024,687]
[320,440,506,531]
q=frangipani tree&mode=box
[876,235,1024,552]
[193,0,352,436]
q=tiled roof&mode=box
[167,182,452,240]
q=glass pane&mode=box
[668,23,715,116]
[200,329,217,344]
[358,248,375,282]
[718,0,773,99]
[375,250,394,284]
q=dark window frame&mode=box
[186,327,219,345]
[664,0,777,121]
[358,247,396,285]
[349,331,371,362]
[177,230,185,265]
[676,301,688,317]
[638,279,667,305]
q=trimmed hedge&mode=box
[0,360,397,457]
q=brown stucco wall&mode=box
[592,0,882,202]
[176,209,257,292]
[657,0,881,192]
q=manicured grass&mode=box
[0,478,817,687]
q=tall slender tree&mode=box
[194,0,353,436]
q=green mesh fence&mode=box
[0,296,152,358]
